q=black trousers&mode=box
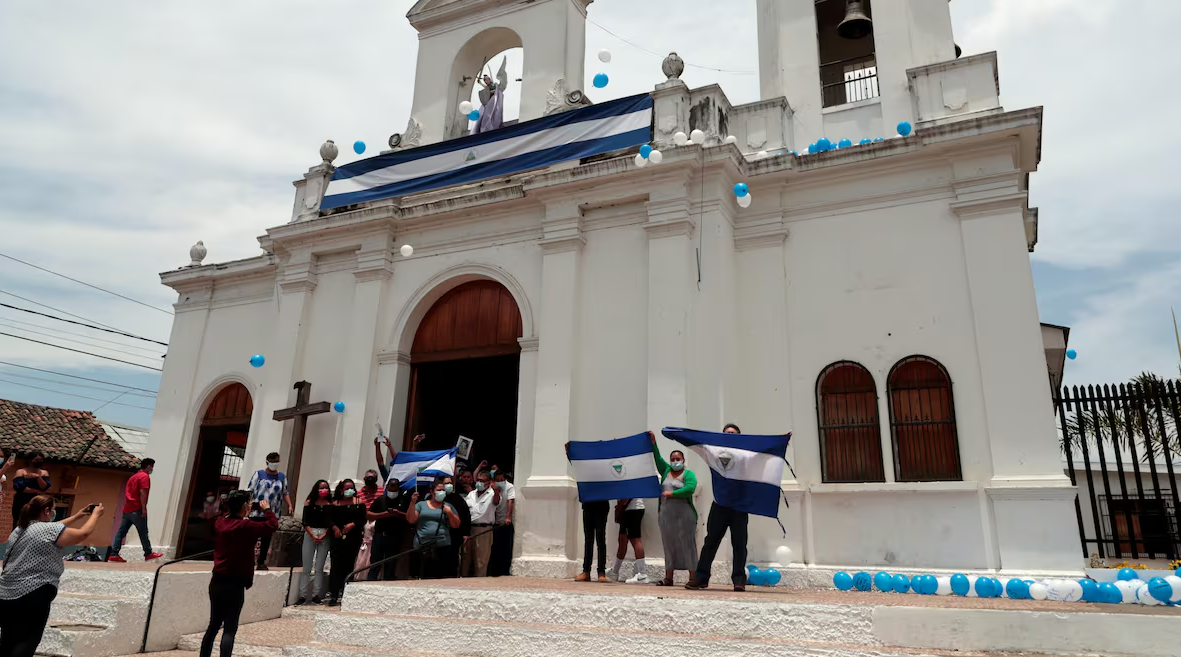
[257,533,272,567]
[489,524,514,577]
[328,537,362,600]
[694,502,749,586]
[368,533,396,581]
[200,578,246,657]
[581,501,609,574]
[0,584,57,657]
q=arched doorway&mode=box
[177,382,252,556]
[405,280,523,474]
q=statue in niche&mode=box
[471,57,508,135]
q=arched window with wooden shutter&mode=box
[816,361,885,483]
[887,356,962,482]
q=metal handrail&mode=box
[139,550,214,653]
[344,526,498,582]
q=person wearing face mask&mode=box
[405,478,461,579]
[298,480,335,604]
[686,423,750,592]
[489,470,516,577]
[326,479,366,605]
[108,458,164,562]
[244,452,293,570]
[649,432,698,586]
[0,495,105,657]
[10,451,52,527]
[201,491,278,657]
[461,471,500,577]
[439,475,470,578]
[365,478,408,581]
[201,491,221,521]
[356,470,382,509]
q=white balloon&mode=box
[400,244,414,257]
[1028,582,1048,601]
[673,132,689,146]
[965,575,979,598]
[598,49,612,63]
[724,135,737,145]
[775,545,793,564]
[648,149,663,164]
[1114,580,1139,604]
[459,101,473,115]
[690,129,706,145]
[1136,585,1162,606]
[1164,575,1181,603]
[634,154,648,167]
[1045,580,1082,602]
[935,576,952,596]
[737,193,752,208]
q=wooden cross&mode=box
[272,381,331,499]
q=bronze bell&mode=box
[955,43,963,58]
[838,0,873,40]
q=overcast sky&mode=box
[0,0,1178,429]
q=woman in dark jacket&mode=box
[326,479,366,605]
[298,480,334,604]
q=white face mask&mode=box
[266,461,279,471]
[206,496,215,503]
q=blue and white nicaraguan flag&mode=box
[387,448,457,491]
[567,432,663,503]
[661,427,792,519]
[321,93,654,211]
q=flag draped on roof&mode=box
[388,448,457,491]
[321,93,654,211]
[567,432,663,503]
[661,427,791,519]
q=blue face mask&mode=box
[0,457,5,467]
[444,484,454,494]
[670,461,685,472]
[343,489,356,498]
[385,490,398,500]
[434,490,447,502]
[476,482,486,492]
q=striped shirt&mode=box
[0,522,66,599]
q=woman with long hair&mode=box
[297,480,334,605]
[0,495,105,657]
[326,479,366,605]
[404,477,460,579]
[649,432,698,586]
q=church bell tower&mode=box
[399,0,593,148]
[756,0,958,145]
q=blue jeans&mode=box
[110,510,152,557]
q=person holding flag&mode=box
[662,423,792,592]
[649,432,699,587]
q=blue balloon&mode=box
[922,575,938,595]
[468,109,481,121]
[833,572,854,591]
[1078,579,1097,602]
[333,401,345,413]
[1006,578,1030,599]
[852,572,872,591]
[859,138,872,146]
[838,138,853,149]
[593,72,609,89]
[733,183,749,198]
[639,144,653,159]
[353,141,366,155]
[892,574,911,594]
[1097,582,1120,604]
[897,121,913,137]
[950,574,969,596]
[1066,349,1078,360]
[808,142,818,154]
[816,137,833,152]
[765,569,782,586]
[750,568,767,586]
[874,572,893,592]
[1117,568,1139,581]
[1147,577,1172,603]
[874,137,885,143]
[249,354,265,368]
[1177,566,1181,577]
[974,577,994,598]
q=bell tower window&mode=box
[817,0,879,108]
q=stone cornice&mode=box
[377,350,412,366]
[949,191,1029,219]
[409,0,592,37]
[160,256,276,291]
[734,220,789,251]
[517,337,540,352]
[538,234,586,254]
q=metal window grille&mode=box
[821,56,880,108]
[817,361,886,483]
[887,356,963,482]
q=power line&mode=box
[0,370,156,398]
[0,322,164,359]
[0,360,159,393]
[0,316,164,352]
[0,332,163,372]
[586,17,756,75]
[0,376,156,411]
[0,288,126,332]
[0,301,168,346]
[0,252,174,315]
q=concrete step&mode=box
[307,613,1073,657]
[177,618,314,657]
[49,593,148,629]
[57,567,157,599]
[36,620,139,657]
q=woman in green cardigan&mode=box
[649,432,698,586]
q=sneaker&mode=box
[574,572,591,582]
[311,596,323,605]
[733,584,746,592]
[107,555,127,563]
[597,573,609,583]
[296,597,307,606]
[328,598,341,607]
[145,552,164,561]
[625,573,649,584]
[684,579,708,590]
[605,570,619,582]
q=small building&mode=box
[0,398,141,545]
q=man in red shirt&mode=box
[200,490,278,657]
[107,458,163,562]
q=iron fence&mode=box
[821,55,879,108]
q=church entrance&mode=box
[177,382,252,557]
[405,281,522,474]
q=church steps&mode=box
[177,617,314,657]
[49,592,147,630]
[37,620,140,657]
[57,567,157,599]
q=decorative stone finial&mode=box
[319,140,339,164]
[662,52,685,80]
[189,241,207,267]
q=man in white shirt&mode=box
[489,470,516,577]
[462,471,500,577]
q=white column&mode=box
[332,232,394,482]
[514,337,540,488]
[373,351,412,453]
[518,199,583,577]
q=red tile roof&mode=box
[0,398,140,470]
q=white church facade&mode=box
[145,0,1082,578]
